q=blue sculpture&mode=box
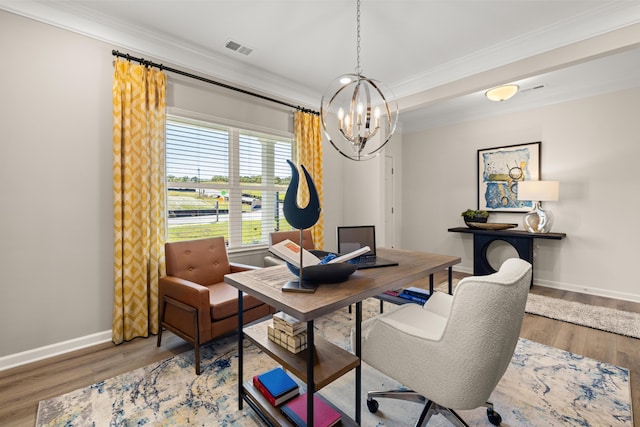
[281,160,356,292]
[283,159,321,229]
[281,160,321,292]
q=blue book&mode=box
[257,367,298,398]
[398,292,428,305]
[403,286,430,299]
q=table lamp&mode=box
[517,180,559,233]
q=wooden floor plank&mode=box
[552,320,588,355]
[1,270,639,426]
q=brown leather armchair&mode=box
[157,236,275,374]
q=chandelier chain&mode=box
[355,0,362,75]
[320,0,398,161]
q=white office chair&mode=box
[354,258,532,426]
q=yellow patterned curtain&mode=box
[294,111,324,249]
[112,59,167,344]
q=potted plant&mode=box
[461,209,489,225]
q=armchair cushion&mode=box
[207,282,264,320]
[165,236,231,285]
[370,303,449,342]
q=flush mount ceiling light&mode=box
[320,0,398,161]
[485,84,519,102]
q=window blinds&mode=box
[166,116,293,247]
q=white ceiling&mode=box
[3,0,640,132]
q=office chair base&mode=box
[367,390,501,426]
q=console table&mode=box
[448,227,566,284]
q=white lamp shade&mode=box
[517,180,559,201]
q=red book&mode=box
[280,393,341,427]
[252,375,299,406]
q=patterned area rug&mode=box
[437,280,640,339]
[37,299,632,426]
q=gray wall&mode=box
[2,7,638,368]
[1,10,115,362]
[401,87,640,301]
[0,10,348,365]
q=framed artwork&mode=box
[477,141,540,212]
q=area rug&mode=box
[37,299,632,426]
[437,280,640,339]
[525,293,640,339]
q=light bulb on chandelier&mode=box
[320,0,398,161]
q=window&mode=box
[166,115,294,248]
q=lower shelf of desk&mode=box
[243,319,361,426]
[242,379,358,427]
[243,320,360,390]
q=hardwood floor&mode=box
[1,270,638,426]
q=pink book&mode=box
[280,393,341,427]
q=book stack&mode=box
[281,392,341,427]
[268,312,307,353]
[398,286,431,305]
[252,366,299,406]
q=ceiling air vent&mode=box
[225,39,253,56]
[521,84,545,93]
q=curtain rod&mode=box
[112,50,319,116]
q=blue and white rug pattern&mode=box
[36,299,632,426]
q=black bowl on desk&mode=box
[286,250,358,284]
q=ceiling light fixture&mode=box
[320,0,398,161]
[485,84,519,102]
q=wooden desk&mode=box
[448,227,566,284]
[225,248,460,427]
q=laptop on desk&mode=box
[337,225,399,269]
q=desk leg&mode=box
[307,320,315,427]
[429,274,434,294]
[237,290,243,410]
[355,301,362,424]
[448,267,453,294]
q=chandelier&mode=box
[320,0,398,161]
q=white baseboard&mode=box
[452,267,640,303]
[3,265,639,372]
[534,278,640,303]
[0,330,112,371]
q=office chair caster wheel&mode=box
[367,398,379,413]
[487,408,502,426]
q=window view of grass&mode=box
[167,188,293,243]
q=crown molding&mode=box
[392,2,640,100]
[0,0,321,108]
[2,1,638,114]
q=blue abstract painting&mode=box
[478,142,540,212]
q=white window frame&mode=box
[166,110,294,249]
